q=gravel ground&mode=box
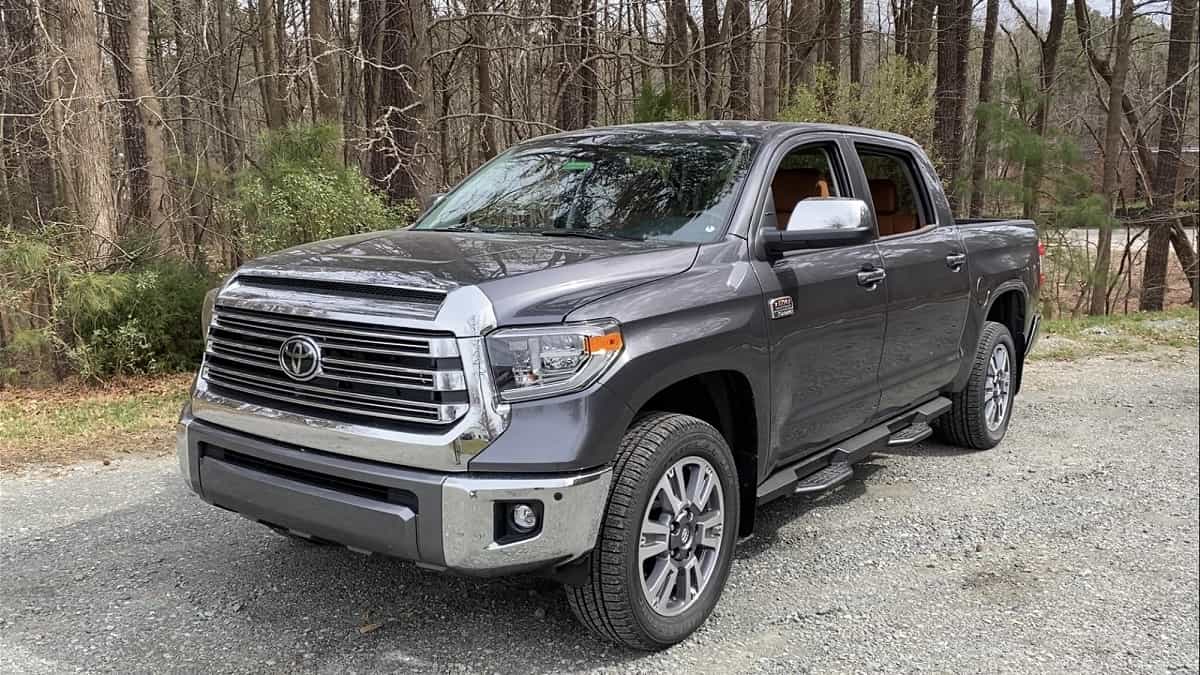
[1,351,1197,674]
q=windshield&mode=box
[413,134,757,243]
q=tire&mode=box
[565,412,740,650]
[935,320,1017,450]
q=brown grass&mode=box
[0,373,192,473]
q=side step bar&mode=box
[793,462,853,494]
[756,396,952,504]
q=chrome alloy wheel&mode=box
[984,343,1012,431]
[638,456,725,617]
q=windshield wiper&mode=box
[537,229,641,241]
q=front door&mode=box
[750,138,888,470]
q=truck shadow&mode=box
[3,444,963,672]
[734,462,885,560]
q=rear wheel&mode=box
[565,412,739,650]
[936,320,1016,449]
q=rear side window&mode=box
[856,148,929,237]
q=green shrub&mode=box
[233,124,413,256]
[66,264,214,378]
[1,226,214,381]
[780,59,935,149]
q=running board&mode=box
[792,462,853,494]
[887,422,933,446]
[756,396,953,504]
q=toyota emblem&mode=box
[278,335,321,381]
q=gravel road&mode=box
[2,351,1197,674]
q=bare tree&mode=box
[1141,0,1198,309]
[59,0,120,260]
[763,0,784,117]
[1087,0,1134,315]
[967,0,999,214]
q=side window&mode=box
[856,148,929,237]
[768,144,841,231]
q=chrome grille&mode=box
[203,306,468,427]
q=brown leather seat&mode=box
[869,178,918,236]
[772,168,830,230]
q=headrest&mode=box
[869,179,898,214]
[773,168,830,208]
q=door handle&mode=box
[857,267,887,289]
[945,253,967,271]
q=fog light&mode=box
[510,503,539,533]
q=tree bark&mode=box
[126,0,175,254]
[1088,0,1134,316]
[906,0,934,66]
[309,0,341,133]
[1140,0,1197,309]
[106,0,151,230]
[728,0,752,118]
[258,0,286,128]
[1020,0,1067,219]
[763,0,784,118]
[967,0,999,214]
[820,0,842,72]
[365,0,424,201]
[933,0,969,210]
[701,0,722,117]
[468,0,497,161]
[848,0,862,83]
[60,0,120,262]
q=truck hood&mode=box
[237,230,699,325]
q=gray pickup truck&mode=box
[177,121,1040,649]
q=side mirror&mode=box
[763,198,873,254]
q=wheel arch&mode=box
[633,370,760,537]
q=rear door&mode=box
[749,134,887,469]
[846,139,971,417]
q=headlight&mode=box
[485,321,624,402]
[200,287,218,341]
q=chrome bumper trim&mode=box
[441,468,612,573]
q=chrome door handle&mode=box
[945,253,967,271]
[857,268,887,289]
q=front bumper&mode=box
[177,407,611,575]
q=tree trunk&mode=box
[933,0,968,210]
[848,0,862,83]
[60,0,119,262]
[469,0,497,161]
[967,0,999,214]
[106,0,151,230]
[258,0,286,128]
[1022,0,1067,219]
[665,0,688,99]
[126,0,174,254]
[906,0,934,65]
[728,0,752,118]
[1140,0,1197,310]
[365,0,424,201]
[1088,0,1134,316]
[702,0,721,117]
[309,0,341,134]
[763,0,783,118]
[820,0,841,72]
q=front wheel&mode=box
[565,412,740,650]
[935,320,1016,449]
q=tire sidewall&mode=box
[975,325,1016,446]
[620,420,740,646]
